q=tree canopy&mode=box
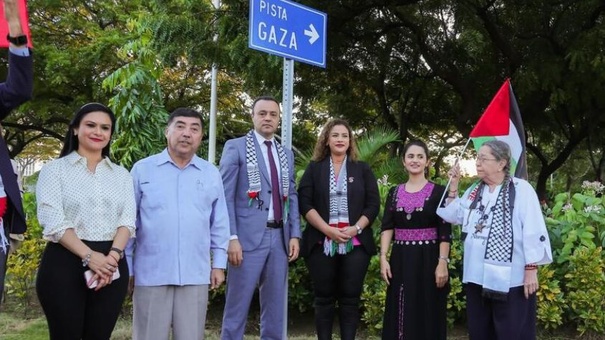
[3,0,604,198]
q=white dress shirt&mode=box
[437,178,552,288]
[253,130,282,222]
[36,151,136,242]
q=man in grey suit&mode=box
[220,96,300,340]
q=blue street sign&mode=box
[249,0,327,68]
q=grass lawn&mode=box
[0,297,591,339]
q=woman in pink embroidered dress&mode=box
[380,140,451,340]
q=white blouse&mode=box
[36,151,136,243]
[437,178,552,288]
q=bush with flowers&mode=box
[5,170,605,336]
[540,180,605,336]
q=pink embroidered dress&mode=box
[380,182,452,340]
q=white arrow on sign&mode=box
[304,24,319,44]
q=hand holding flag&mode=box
[439,79,528,205]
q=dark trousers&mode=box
[0,226,8,306]
[305,245,371,340]
[465,283,537,340]
[36,241,129,340]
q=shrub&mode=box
[563,247,605,335]
[536,265,564,329]
[5,193,45,316]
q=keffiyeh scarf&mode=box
[324,156,352,256]
[245,130,291,220]
[0,175,7,254]
[469,177,516,300]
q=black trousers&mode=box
[36,241,129,340]
[305,245,371,340]
[465,283,537,340]
[0,225,8,306]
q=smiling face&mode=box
[165,116,203,162]
[74,110,112,157]
[252,99,280,139]
[327,124,350,157]
[403,144,429,177]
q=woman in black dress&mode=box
[380,140,451,340]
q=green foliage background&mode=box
[5,132,605,337]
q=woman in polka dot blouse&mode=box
[35,103,136,340]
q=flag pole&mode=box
[438,138,472,207]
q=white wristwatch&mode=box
[355,224,362,235]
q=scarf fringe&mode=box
[323,238,354,257]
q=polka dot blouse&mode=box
[36,151,136,243]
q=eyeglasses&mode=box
[476,155,498,163]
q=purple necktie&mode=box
[264,140,283,222]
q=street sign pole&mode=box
[248,1,327,336]
[282,58,294,148]
[208,0,221,164]
[281,57,294,339]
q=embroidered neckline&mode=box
[396,182,434,213]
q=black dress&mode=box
[381,182,451,340]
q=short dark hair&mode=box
[60,102,116,158]
[167,107,204,126]
[251,96,280,115]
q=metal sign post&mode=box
[247,1,328,337]
[282,58,294,148]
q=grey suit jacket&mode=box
[219,134,300,251]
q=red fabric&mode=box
[0,196,6,217]
[0,0,33,48]
[469,79,511,138]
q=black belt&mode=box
[266,221,283,229]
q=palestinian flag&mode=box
[470,79,528,179]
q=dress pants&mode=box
[305,245,370,340]
[221,227,288,340]
[0,226,8,306]
[465,283,537,340]
[36,241,128,340]
[133,285,209,340]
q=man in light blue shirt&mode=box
[126,107,230,340]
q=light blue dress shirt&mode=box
[126,149,230,286]
[9,46,29,57]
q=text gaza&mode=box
[257,22,298,50]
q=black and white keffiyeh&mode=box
[0,175,6,254]
[323,156,351,256]
[470,177,515,300]
[245,130,291,220]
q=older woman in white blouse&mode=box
[36,103,136,340]
[438,140,552,340]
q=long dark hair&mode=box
[59,102,116,158]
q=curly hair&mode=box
[311,118,359,162]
